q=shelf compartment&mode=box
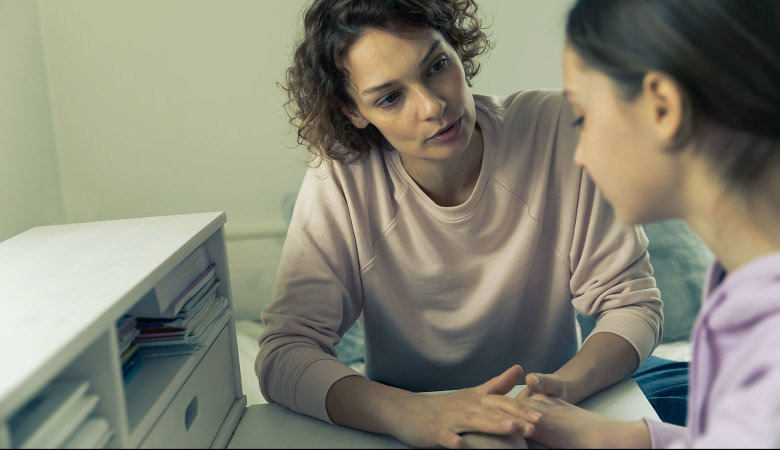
[125,324,231,447]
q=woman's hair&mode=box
[282,0,492,165]
[566,0,780,190]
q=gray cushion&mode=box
[578,219,713,343]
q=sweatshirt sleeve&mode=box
[643,419,688,448]
[255,167,366,423]
[568,170,664,365]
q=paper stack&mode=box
[9,380,112,449]
[129,244,211,318]
[134,264,231,357]
[116,315,141,384]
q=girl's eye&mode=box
[430,58,447,73]
[572,116,584,128]
[379,92,400,108]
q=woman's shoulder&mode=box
[474,89,568,122]
[295,147,401,224]
[302,147,391,190]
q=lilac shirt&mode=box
[645,251,780,448]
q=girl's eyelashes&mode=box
[572,116,584,128]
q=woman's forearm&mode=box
[326,365,542,448]
[325,375,414,436]
[554,331,639,403]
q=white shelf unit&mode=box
[0,212,247,448]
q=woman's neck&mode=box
[400,125,484,207]
[681,158,780,273]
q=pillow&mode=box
[578,219,714,343]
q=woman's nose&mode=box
[415,86,446,121]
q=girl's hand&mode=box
[521,393,651,449]
[393,365,542,449]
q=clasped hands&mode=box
[397,364,570,449]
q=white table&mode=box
[227,378,658,448]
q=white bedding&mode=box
[234,319,691,407]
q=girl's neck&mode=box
[681,158,780,273]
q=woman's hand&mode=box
[519,393,651,449]
[393,365,542,449]
[517,372,568,401]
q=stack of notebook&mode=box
[116,315,141,384]
[131,243,231,357]
[135,274,230,357]
[118,244,230,362]
[9,380,112,449]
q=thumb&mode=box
[477,364,525,396]
[525,373,566,399]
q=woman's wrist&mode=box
[325,375,415,438]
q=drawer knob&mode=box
[185,396,199,430]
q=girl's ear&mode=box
[643,72,683,144]
[342,106,370,129]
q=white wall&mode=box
[36,0,309,234]
[474,0,571,95]
[0,0,65,242]
[3,0,573,319]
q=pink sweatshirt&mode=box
[257,90,663,423]
[645,252,780,448]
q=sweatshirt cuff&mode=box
[586,313,660,365]
[643,417,688,448]
[293,357,365,423]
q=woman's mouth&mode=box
[428,117,462,142]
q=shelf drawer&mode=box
[140,327,235,448]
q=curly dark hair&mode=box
[281,0,492,165]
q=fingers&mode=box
[525,372,566,399]
[461,431,529,449]
[445,402,539,439]
[477,365,524,396]
[437,428,465,449]
[482,395,543,431]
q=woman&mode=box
[257,0,663,447]
[516,0,780,447]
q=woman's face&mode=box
[562,44,683,224]
[341,27,476,166]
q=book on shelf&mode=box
[116,316,142,384]
[121,253,230,358]
[9,379,104,449]
[128,244,211,318]
[135,278,231,357]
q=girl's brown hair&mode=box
[282,0,492,165]
[566,0,780,190]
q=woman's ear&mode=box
[342,106,370,129]
[643,72,683,144]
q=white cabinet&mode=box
[0,212,246,448]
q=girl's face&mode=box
[562,44,683,224]
[341,27,477,167]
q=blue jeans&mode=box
[631,356,689,426]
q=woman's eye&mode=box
[430,58,447,73]
[572,116,585,128]
[379,92,400,108]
